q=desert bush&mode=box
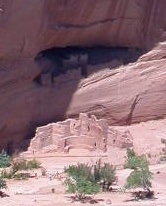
[65,160,117,200]
[1,158,41,180]
[1,169,14,179]
[64,163,93,182]
[125,167,152,190]
[12,159,27,172]
[26,158,41,170]
[124,155,149,170]
[12,158,41,172]
[126,148,136,158]
[100,163,116,191]
[124,149,153,200]
[65,163,99,201]
[0,150,11,168]
[65,176,100,201]
[1,168,31,180]
[124,148,148,170]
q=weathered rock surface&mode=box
[28,113,133,154]
[0,0,166,59]
[0,0,166,151]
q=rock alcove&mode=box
[33,46,142,87]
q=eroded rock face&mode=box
[27,113,133,154]
[0,0,166,151]
[0,0,166,59]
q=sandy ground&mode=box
[0,118,166,206]
[1,163,166,206]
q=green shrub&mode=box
[65,163,93,182]
[124,148,148,170]
[65,177,100,200]
[65,160,117,198]
[1,168,30,181]
[0,150,11,168]
[124,155,149,170]
[1,158,41,181]
[124,149,153,200]
[100,163,116,191]
[1,169,14,179]
[26,159,41,170]
[127,148,136,158]
[12,158,41,172]
[12,159,27,172]
[125,167,152,190]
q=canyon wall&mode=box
[0,0,166,59]
[0,0,166,151]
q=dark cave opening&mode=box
[33,46,143,86]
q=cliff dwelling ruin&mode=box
[27,113,133,154]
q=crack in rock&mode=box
[49,17,135,30]
[126,94,140,125]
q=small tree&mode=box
[65,163,100,201]
[125,167,152,191]
[124,148,140,169]
[65,161,117,201]
[124,149,153,200]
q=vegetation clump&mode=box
[124,148,145,169]
[124,148,153,200]
[1,158,41,180]
[99,163,116,192]
[65,176,100,201]
[65,160,116,201]
[12,158,41,172]
[65,163,93,182]
[0,150,11,168]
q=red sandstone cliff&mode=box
[0,0,165,151]
[0,0,166,59]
